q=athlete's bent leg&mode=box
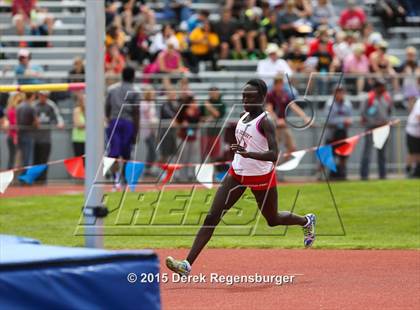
[252,187,307,226]
[186,175,246,265]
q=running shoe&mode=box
[166,256,191,276]
[303,213,316,248]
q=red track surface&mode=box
[4,185,419,309]
[156,249,420,310]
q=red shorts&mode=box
[228,167,277,191]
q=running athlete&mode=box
[166,79,316,276]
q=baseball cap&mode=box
[18,49,30,58]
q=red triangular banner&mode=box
[335,135,360,156]
[64,156,85,179]
[160,164,183,185]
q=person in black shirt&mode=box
[158,90,179,164]
[285,38,308,73]
[213,8,239,59]
[17,92,38,167]
[259,11,284,50]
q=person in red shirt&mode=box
[105,44,126,75]
[308,25,334,57]
[12,0,37,39]
[176,95,201,181]
[339,0,366,32]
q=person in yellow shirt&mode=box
[189,21,219,71]
[105,24,126,50]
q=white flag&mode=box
[103,157,116,176]
[0,170,14,194]
[195,164,214,189]
[373,125,390,149]
[276,150,306,171]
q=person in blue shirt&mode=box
[14,49,43,85]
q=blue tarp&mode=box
[0,235,161,309]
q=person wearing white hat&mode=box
[14,49,44,85]
[256,43,293,88]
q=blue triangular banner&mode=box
[125,161,145,191]
[19,164,48,184]
[316,145,337,172]
[215,170,228,182]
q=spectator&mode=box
[295,0,312,19]
[374,0,407,30]
[133,3,156,34]
[105,24,126,50]
[105,44,126,75]
[364,31,383,58]
[105,1,119,27]
[343,43,370,94]
[128,23,150,66]
[14,49,43,85]
[157,42,188,89]
[213,8,239,60]
[186,9,210,33]
[105,66,140,188]
[0,100,5,139]
[277,0,300,40]
[307,25,335,57]
[176,95,201,181]
[29,7,55,47]
[189,20,220,72]
[72,93,85,157]
[159,89,179,164]
[405,95,420,178]
[17,92,38,167]
[165,0,192,23]
[12,0,37,45]
[68,57,85,83]
[369,40,399,92]
[259,10,284,53]
[0,103,4,167]
[324,86,353,179]
[403,0,420,16]
[6,92,25,169]
[339,0,366,32]
[266,76,297,157]
[285,38,307,73]
[360,79,393,180]
[200,86,226,162]
[178,77,193,106]
[149,24,179,58]
[236,0,262,58]
[33,91,64,183]
[399,46,420,96]
[118,0,138,34]
[175,24,194,70]
[139,86,158,176]
[311,0,336,28]
[334,31,358,65]
[257,43,293,88]
[0,103,4,128]
[311,39,336,94]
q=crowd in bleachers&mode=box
[0,0,420,183]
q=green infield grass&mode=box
[1,180,419,249]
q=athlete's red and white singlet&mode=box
[229,111,277,190]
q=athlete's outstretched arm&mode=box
[231,116,279,162]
